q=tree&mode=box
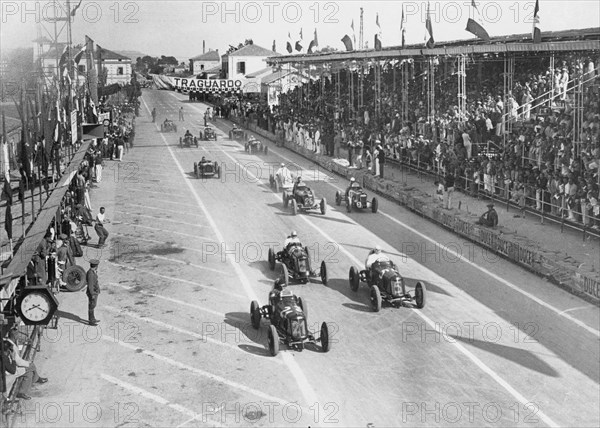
[159,55,178,66]
[314,46,338,54]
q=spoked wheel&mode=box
[63,265,87,292]
[268,325,279,356]
[346,200,351,213]
[371,197,379,213]
[320,198,327,215]
[349,266,360,292]
[320,322,331,352]
[280,264,290,287]
[415,281,427,309]
[370,285,382,312]
[335,191,341,206]
[291,199,298,215]
[250,301,261,329]
[320,260,328,286]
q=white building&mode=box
[226,44,280,92]
[189,50,220,76]
[96,47,132,85]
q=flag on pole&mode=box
[466,0,490,42]
[74,45,86,64]
[374,13,383,51]
[425,1,435,48]
[532,0,541,43]
[341,20,356,51]
[272,39,276,52]
[2,172,12,207]
[295,29,304,52]
[4,205,12,240]
[308,29,319,53]
[58,45,69,67]
[286,32,293,53]
[400,5,406,47]
[71,0,83,17]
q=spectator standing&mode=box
[179,106,185,121]
[86,259,101,326]
[443,171,455,209]
[462,128,472,159]
[377,144,386,179]
[94,207,110,248]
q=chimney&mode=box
[203,40,205,54]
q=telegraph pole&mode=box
[359,8,364,50]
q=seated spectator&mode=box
[3,337,48,400]
[476,203,499,227]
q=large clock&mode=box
[15,286,59,325]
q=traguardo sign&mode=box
[172,78,243,91]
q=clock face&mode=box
[21,293,52,322]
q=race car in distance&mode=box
[180,131,199,148]
[283,181,326,216]
[160,119,177,133]
[245,136,268,155]
[250,279,331,356]
[229,125,245,141]
[268,243,327,285]
[336,180,379,213]
[194,157,221,179]
[349,247,426,312]
[200,126,217,141]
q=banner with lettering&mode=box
[172,77,243,93]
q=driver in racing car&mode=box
[185,129,192,138]
[292,176,306,196]
[283,230,301,251]
[200,156,207,164]
[345,177,362,199]
[365,245,391,270]
[275,163,293,186]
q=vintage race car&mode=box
[250,281,331,356]
[268,243,327,285]
[349,253,426,312]
[269,172,294,193]
[229,127,245,141]
[194,160,221,179]
[283,185,326,216]
[160,121,177,133]
[245,136,268,155]
[200,126,217,141]
[336,185,379,213]
[180,133,199,148]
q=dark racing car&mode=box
[349,249,426,312]
[268,243,327,285]
[180,132,199,148]
[283,183,326,216]
[194,158,221,179]
[336,184,378,213]
[229,126,245,141]
[250,279,332,356]
[245,136,268,155]
[200,126,217,141]
[160,119,177,133]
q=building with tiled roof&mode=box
[189,49,220,75]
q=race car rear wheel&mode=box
[280,264,290,287]
[370,285,382,312]
[320,322,331,352]
[335,191,341,206]
[250,301,261,329]
[371,197,379,213]
[283,191,289,208]
[346,199,352,213]
[291,199,298,215]
[194,162,198,179]
[268,248,276,271]
[268,325,279,356]
[63,265,87,292]
[320,261,328,286]
[216,165,221,179]
[320,198,327,215]
[298,297,307,320]
[415,281,427,309]
[349,266,360,292]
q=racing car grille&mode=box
[392,279,403,297]
[360,195,367,205]
[297,259,307,272]
[291,320,307,340]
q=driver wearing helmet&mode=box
[284,230,301,250]
[346,177,362,199]
[200,156,207,164]
[185,129,192,138]
[275,163,293,186]
[292,176,306,195]
[365,245,390,270]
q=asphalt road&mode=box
[18,89,599,428]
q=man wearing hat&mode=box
[86,259,101,326]
[56,234,74,286]
[477,203,499,227]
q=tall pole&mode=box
[359,8,364,50]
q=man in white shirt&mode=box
[275,163,293,187]
[365,246,390,270]
[283,231,301,250]
[95,207,110,248]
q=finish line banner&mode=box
[172,78,243,93]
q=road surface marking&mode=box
[123,202,206,217]
[153,254,231,275]
[103,336,291,403]
[108,261,245,299]
[114,210,207,229]
[176,406,224,428]
[108,282,245,323]
[115,221,207,240]
[202,121,561,428]
[143,97,320,408]
[558,305,594,315]
[100,373,225,427]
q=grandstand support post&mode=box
[375,61,381,122]
[359,61,364,110]
[502,53,515,147]
[336,68,341,124]
[457,55,467,126]
[427,58,435,125]
[401,60,409,125]
[349,66,355,122]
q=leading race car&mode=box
[200,126,217,141]
[229,126,245,141]
[283,182,326,216]
[336,181,379,213]
[180,132,199,148]
[268,243,327,285]
[250,279,331,356]
[245,136,268,155]
[348,248,426,312]
[160,119,177,133]
[194,158,221,179]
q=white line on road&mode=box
[201,118,561,428]
[101,373,225,427]
[153,254,231,275]
[103,335,291,403]
[143,96,320,408]
[108,261,244,299]
[114,210,208,229]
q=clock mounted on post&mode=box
[15,286,59,326]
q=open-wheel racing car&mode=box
[268,243,327,285]
[336,183,379,213]
[194,158,221,179]
[349,250,426,312]
[200,126,217,141]
[180,132,199,148]
[250,279,332,356]
[269,172,294,193]
[245,136,268,155]
[229,126,246,141]
[283,184,326,216]
[160,119,177,133]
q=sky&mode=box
[1,0,599,62]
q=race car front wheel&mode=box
[268,325,279,356]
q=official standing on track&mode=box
[86,259,101,326]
